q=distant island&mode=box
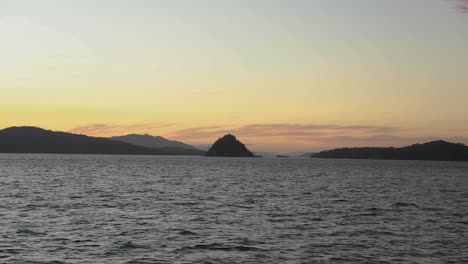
[311,140,468,161]
[0,126,205,156]
[206,134,255,157]
[110,134,204,155]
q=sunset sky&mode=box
[1,0,468,152]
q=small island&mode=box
[206,134,255,157]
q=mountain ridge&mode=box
[0,126,204,156]
[110,134,198,150]
[311,140,468,161]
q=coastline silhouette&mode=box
[1,126,468,161]
[311,140,468,161]
[0,126,204,156]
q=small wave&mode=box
[331,199,348,203]
[237,238,266,246]
[68,195,83,199]
[174,201,199,206]
[177,229,198,236]
[179,243,264,252]
[422,207,443,212]
[267,217,296,223]
[6,259,68,264]
[356,212,379,216]
[349,229,396,237]
[71,219,91,225]
[267,212,296,218]
[439,189,456,193]
[72,239,93,243]
[16,228,46,236]
[79,244,101,248]
[191,216,206,222]
[119,241,149,249]
[354,207,385,216]
[0,248,22,254]
[125,259,159,264]
[244,198,256,204]
[391,202,420,208]
[236,204,254,209]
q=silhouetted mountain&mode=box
[311,140,468,161]
[155,146,205,156]
[206,134,255,157]
[0,127,203,155]
[193,144,211,151]
[110,134,196,149]
[110,134,204,155]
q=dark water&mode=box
[0,154,467,264]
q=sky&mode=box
[1,0,468,153]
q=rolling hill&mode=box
[311,140,468,161]
[0,127,204,156]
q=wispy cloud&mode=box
[168,123,402,143]
[169,124,402,146]
[168,123,468,152]
[68,122,468,152]
[448,0,468,13]
[69,123,175,137]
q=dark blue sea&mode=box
[0,154,467,263]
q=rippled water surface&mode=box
[0,154,467,263]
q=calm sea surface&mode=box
[0,154,467,264]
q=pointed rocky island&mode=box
[206,134,255,157]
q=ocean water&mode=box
[0,154,467,264]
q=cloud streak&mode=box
[69,122,402,143]
[167,123,403,144]
[69,123,175,137]
[449,0,468,13]
[169,123,407,151]
[169,124,468,152]
[68,122,468,152]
